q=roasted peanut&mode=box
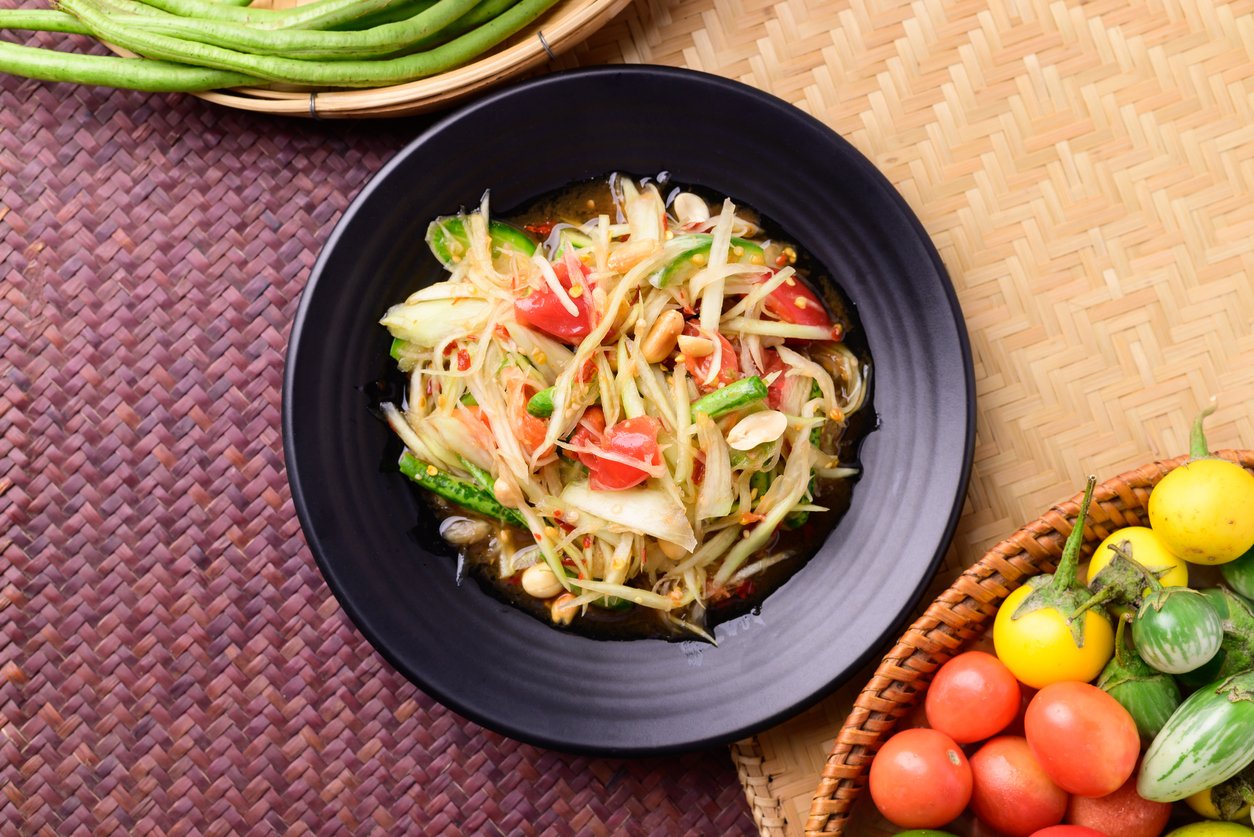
[550,593,579,625]
[676,334,714,358]
[726,410,789,451]
[521,563,564,599]
[640,309,685,363]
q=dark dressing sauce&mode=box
[378,173,875,642]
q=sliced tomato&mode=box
[761,349,787,409]
[568,406,606,470]
[763,273,833,328]
[568,408,661,491]
[514,260,593,344]
[508,382,549,455]
[683,323,739,392]
[594,416,661,490]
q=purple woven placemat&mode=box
[0,65,756,835]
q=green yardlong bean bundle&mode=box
[0,0,563,93]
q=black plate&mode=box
[284,66,974,755]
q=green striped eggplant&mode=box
[1138,670,1254,802]
[1199,587,1254,679]
[1097,615,1181,741]
[1222,546,1254,601]
[1133,585,1223,674]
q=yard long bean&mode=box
[60,0,561,87]
[0,10,92,35]
[125,0,414,30]
[94,0,481,60]
[0,37,259,91]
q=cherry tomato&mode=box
[514,260,593,344]
[763,273,833,327]
[683,323,738,392]
[568,408,661,491]
[1067,771,1172,837]
[925,651,1021,744]
[1030,828,1105,837]
[969,736,1067,837]
[1024,681,1139,798]
[868,728,972,829]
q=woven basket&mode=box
[119,0,630,117]
[804,449,1254,837]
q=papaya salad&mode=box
[378,174,869,641]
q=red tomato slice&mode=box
[569,409,661,491]
[569,406,606,470]
[763,273,833,328]
[593,416,661,490]
[683,323,738,392]
[762,349,787,409]
[514,260,593,344]
[508,382,549,455]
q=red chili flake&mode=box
[533,532,542,541]
[775,254,789,267]
[456,349,471,371]
[831,323,845,341]
[692,457,706,485]
[524,221,556,237]
[552,509,563,519]
[583,536,593,549]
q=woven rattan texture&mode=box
[556,0,1254,833]
[0,55,755,837]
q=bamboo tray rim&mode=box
[114,0,632,117]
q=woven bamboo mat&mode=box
[559,0,1254,833]
[3,0,1254,835]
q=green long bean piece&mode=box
[330,0,439,31]
[0,9,92,34]
[107,0,480,60]
[399,453,526,528]
[690,376,768,421]
[0,37,259,91]
[126,0,413,29]
[403,0,517,51]
[525,387,555,418]
[61,0,561,87]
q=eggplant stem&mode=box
[1110,540,1164,594]
[1190,398,1218,459]
[1068,586,1115,622]
[1051,475,1097,595]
